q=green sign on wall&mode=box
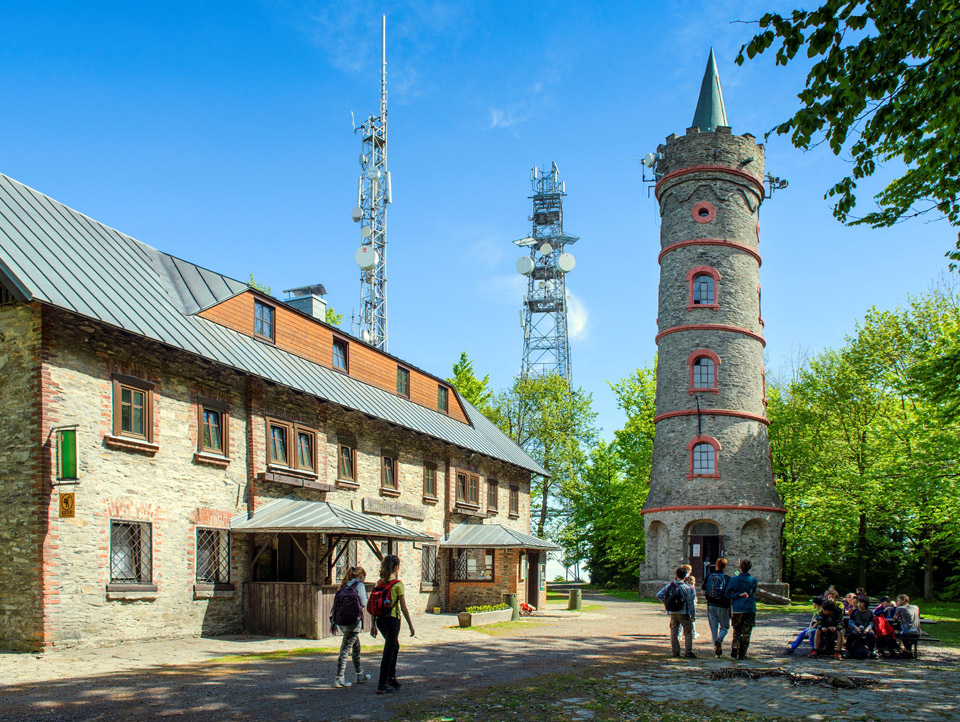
[57,428,78,480]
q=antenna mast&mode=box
[351,15,390,350]
[513,163,579,383]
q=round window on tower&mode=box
[692,202,716,223]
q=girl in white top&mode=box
[334,566,372,688]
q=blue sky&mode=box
[1,1,954,438]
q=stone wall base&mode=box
[638,580,791,601]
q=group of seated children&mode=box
[787,588,922,659]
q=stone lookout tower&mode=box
[639,50,788,597]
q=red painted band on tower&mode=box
[655,165,765,199]
[656,324,766,347]
[654,409,770,425]
[659,239,762,267]
[642,504,786,515]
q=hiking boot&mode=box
[684,652,697,659]
[376,686,393,694]
[388,677,401,690]
[355,672,371,684]
[334,677,352,688]
[715,641,723,657]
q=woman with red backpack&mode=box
[368,554,416,694]
[332,566,372,688]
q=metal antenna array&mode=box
[514,163,579,383]
[351,15,391,351]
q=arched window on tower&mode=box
[687,435,720,479]
[686,266,720,310]
[687,349,720,394]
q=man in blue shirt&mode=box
[724,558,758,660]
[657,566,697,658]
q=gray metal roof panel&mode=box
[230,496,432,541]
[440,522,559,550]
[0,173,547,476]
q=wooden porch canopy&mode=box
[440,522,560,550]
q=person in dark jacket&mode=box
[701,557,731,658]
[847,595,876,656]
[723,559,758,660]
[657,566,697,658]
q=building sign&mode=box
[692,543,701,558]
[363,497,426,521]
[59,492,75,518]
[56,427,78,481]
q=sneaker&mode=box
[387,677,401,690]
[809,650,819,658]
[356,672,371,684]
[684,652,697,659]
[334,678,352,688]
[376,686,393,694]
[693,631,699,639]
[715,642,723,657]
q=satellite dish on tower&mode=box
[360,225,373,239]
[539,242,553,256]
[642,152,657,168]
[516,257,535,276]
[558,253,576,273]
[351,207,363,222]
[355,246,378,269]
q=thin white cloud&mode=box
[566,289,589,341]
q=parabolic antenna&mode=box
[516,257,535,275]
[355,246,378,270]
[351,206,363,222]
[366,166,380,180]
[558,253,576,273]
[643,152,657,168]
[539,242,553,256]
[360,225,373,239]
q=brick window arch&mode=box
[687,349,720,394]
[686,266,720,310]
[687,435,720,479]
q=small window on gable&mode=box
[333,338,349,372]
[254,300,275,342]
[693,275,715,305]
[397,367,410,397]
[438,385,449,413]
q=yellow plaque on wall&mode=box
[59,492,75,518]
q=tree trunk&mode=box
[923,542,934,601]
[857,512,867,590]
[537,480,549,538]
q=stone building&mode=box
[639,51,788,597]
[0,173,555,652]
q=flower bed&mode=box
[457,607,515,628]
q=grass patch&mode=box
[395,665,760,722]
[204,646,340,664]
[915,601,960,648]
[450,620,547,636]
[546,602,606,612]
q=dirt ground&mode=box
[0,592,956,721]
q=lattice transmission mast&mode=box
[514,163,579,383]
[351,15,391,351]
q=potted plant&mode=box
[457,603,514,627]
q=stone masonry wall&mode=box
[0,303,44,650]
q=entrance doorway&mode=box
[687,522,723,581]
[527,551,540,605]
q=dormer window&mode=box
[333,338,349,372]
[438,386,448,413]
[397,366,410,398]
[254,300,275,342]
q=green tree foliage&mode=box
[324,306,344,327]
[446,352,494,415]
[736,1,960,265]
[769,288,960,598]
[247,274,271,295]
[491,374,597,538]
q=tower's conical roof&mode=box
[691,48,728,132]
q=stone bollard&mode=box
[503,592,520,621]
[568,589,582,610]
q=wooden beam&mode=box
[291,534,315,567]
[249,533,278,571]
[364,537,385,561]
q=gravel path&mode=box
[0,593,956,721]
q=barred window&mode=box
[692,357,715,389]
[196,528,230,584]
[453,548,494,581]
[421,544,438,584]
[692,443,716,475]
[693,275,715,305]
[110,520,152,584]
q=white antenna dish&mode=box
[642,152,657,168]
[360,225,373,239]
[351,207,363,222]
[539,242,553,256]
[538,281,545,289]
[558,253,576,273]
[361,328,371,343]
[516,257,535,276]
[355,246,378,270]
[366,166,380,181]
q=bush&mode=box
[553,575,566,582]
[464,603,509,614]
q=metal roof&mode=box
[231,496,433,541]
[440,522,560,551]
[692,48,729,132]
[0,173,547,476]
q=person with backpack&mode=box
[701,557,731,658]
[331,566,372,688]
[724,558,758,660]
[368,554,415,694]
[656,566,697,658]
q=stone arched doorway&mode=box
[685,520,723,581]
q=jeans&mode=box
[669,613,693,654]
[336,623,363,679]
[706,605,730,645]
[790,627,815,652]
[376,616,402,688]
[731,612,756,659]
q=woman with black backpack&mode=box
[368,554,415,694]
[332,566,372,688]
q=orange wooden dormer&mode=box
[198,289,470,424]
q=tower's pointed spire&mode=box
[692,48,728,132]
